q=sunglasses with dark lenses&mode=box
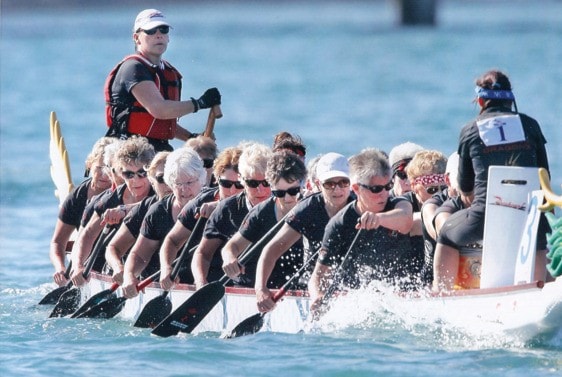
[359,182,394,194]
[218,179,244,189]
[202,158,214,169]
[425,185,448,195]
[142,26,170,35]
[394,170,408,180]
[271,187,301,198]
[322,179,350,190]
[154,175,165,184]
[244,179,270,188]
[122,169,148,179]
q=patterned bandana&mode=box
[412,173,446,186]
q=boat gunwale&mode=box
[90,271,310,298]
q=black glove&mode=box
[191,88,221,113]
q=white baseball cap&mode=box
[316,152,349,182]
[133,9,171,32]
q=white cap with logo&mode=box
[316,152,349,182]
[133,9,171,32]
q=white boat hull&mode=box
[85,273,562,341]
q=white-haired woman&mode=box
[191,142,272,289]
[122,146,206,298]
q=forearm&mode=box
[123,250,149,279]
[105,245,124,273]
[308,262,331,299]
[378,209,413,234]
[49,242,67,271]
[191,251,211,286]
[174,124,193,141]
[144,98,196,120]
[50,222,74,270]
[409,212,423,236]
[255,246,284,291]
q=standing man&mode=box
[105,9,221,152]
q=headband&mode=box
[391,158,412,174]
[412,173,446,187]
[475,86,515,101]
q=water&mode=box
[1,1,561,376]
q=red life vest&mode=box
[104,54,182,140]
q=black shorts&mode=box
[437,208,484,253]
[437,207,549,252]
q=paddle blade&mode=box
[76,296,126,319]
[49,288,81,318]
[70,289,116,318]
[222,312,265,339]
[151,282,225,338]
[38,285,69,305]
[134,294,172,328]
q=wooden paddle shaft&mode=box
[212,104,223,119]
[203,105,222,138]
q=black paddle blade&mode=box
[38,285,69,305]
[49,288,81,318]
[222,312,265,339]
[70,289,116,318]
[134,294,172,328]
[76,296,126,319]
[151,281,225,338]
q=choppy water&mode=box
[1,1,561,376]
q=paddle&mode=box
[151,216,287,338]
[222,249,320,339]
[70,281,119,318]
[203,105,222,139]
[74,269,163,319]
[49,226,116,318]
[38,261,72,305]
[134,216,208,328]
[310,228,364,321]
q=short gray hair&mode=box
[164,147,207,186]
[348,148,391,184]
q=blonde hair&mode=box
[115,136,155,170]
[85,137,115,172]
[406,150,447,180]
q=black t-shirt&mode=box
[80,188,114,228]
[202,192,250,282]
[237,197,304,289]
[59,178,92,229]
[286,192,354,260]
[177,187,218,232]
[458,107,549,209]
[110,59,154,107]
[319,197,419,290]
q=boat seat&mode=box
[480,166,540,288]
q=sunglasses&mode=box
[121,168,148,179]
[359,181,394,194]
[271,187,301,198]
[141,26,170,35]
[322,179,350,190]
[154,175,165,184]
[394,170,408,180]
[202,158,214,169]
[244,179,270,188]
[219,179,244,189]
[425,185,448,195]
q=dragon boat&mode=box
[48,111,562,342]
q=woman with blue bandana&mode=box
[432,69,551,291]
